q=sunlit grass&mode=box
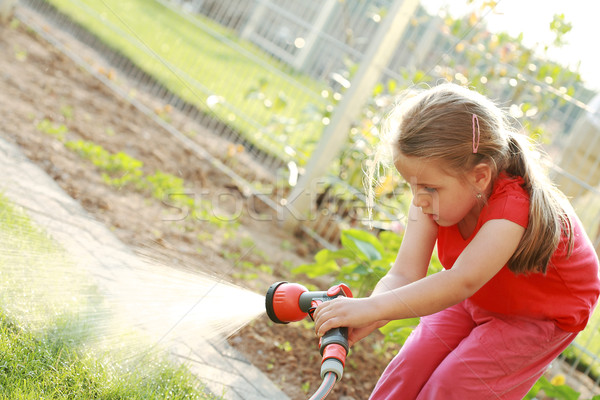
[0,194,219,399]
[0,311,217,399]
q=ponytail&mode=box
[505,133,573,274]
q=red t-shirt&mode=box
[437,174,600,332]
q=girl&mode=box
[313,83,600,399]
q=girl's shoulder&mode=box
[482,173,530,229]
[489,172,529,202]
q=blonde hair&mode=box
[371,83,572,274]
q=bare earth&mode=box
[0,19,399,400]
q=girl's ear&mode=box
[470,162,492,193]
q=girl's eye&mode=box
[424,187,437,193]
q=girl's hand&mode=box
[313,297,379,341]
[346,324,384,347]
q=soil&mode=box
[0,16,400,400]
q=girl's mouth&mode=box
[426,213,439,221]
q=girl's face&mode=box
[394,153,481,227]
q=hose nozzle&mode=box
[265,281,352,324]
[265,281,353,383]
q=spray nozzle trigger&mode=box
[308,299,322,321]
[326,283,353,298]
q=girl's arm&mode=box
[373,204,439,295]
[313,218,525,337]
[334,204,438,345]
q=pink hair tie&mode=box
[472,114,480,153]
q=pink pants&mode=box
[370,299,577,400]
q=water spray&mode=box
[265,281,352,400]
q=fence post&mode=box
[282,0,419,230]
[556,94,600,198]
[292,0,338,72]
[240,0,266,41]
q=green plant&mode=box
[146,170,194,209]
[301,381,311,394]
[293,228,402,297]
[14,46,27,62]
[66,140,145,188]
[64,139,201,210]
[36,118,68,141]
[523,375,592,400]
[293,228,443,344]
[276,340,293,352]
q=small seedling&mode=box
[36,118,67,141]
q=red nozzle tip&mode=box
[265,282,308,323]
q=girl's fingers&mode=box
[313,302,335,336]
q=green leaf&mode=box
[541,382,580,400]
[525,376,581,400]
[339,262,360,275]
[372,82,384,96]
[317,248,355,263]
[378,319,419,345]
[340,229,383,262]
[351,263,369,276]
[273,91,288,111]
[387,79,397,94]
[292,258,339,278]
[378,318,420,335]
[378,230,402,252]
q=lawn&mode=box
[0,193,218,399]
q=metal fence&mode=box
[164,0,600,245]
[14,0,600,394]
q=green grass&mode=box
[45,0,329,162]
[0,312,216,399]
[0,192,85,330]
[0,194,219,399]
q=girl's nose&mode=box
[412,192,431,208]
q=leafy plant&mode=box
[524,375,586,400]
[64,139,203,214]
[66,140,144,188]
[146,171,194,210]
[378,317,420,345]
[36,118,68,141]
[292,228,443,344]
[293,229,396,297]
